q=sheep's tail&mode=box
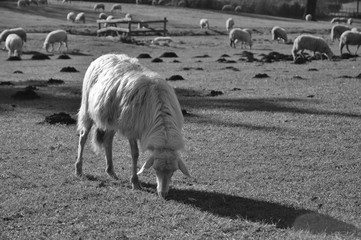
[91,128,105,154]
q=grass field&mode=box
[0,1,361,239]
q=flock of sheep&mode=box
[199,15,360,62]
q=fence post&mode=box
[163,17,167,36]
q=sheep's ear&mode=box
[137,157,154,175]
[178,159,191,177]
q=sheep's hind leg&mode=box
[75,126,91,177]
[129,138,141,190]
[103,130,118,179]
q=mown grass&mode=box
[1,1,361,239]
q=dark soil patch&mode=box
[341,53,356,59]
[172,60,181,63]
[137,53,152,58]
[57,54,71,59]
[151,58,163,62]
[47,78,65,84]
[60,67,79,72]
[31,53,50,60]
[44,112,76,125]
[294,57,307,64]
[159,52,178,58]
[232,87,241,91]
[7,56,21,61]
[293,75,305,80]
[260,51,293,63]
[193,54,210,58]
[13,70,23,74]
[220,54,230,58]
[222,66,240,71]
[181,109,191,116]
[166,75,184,81]
[308,68,318,71]
[182,67,203,71]
[207,90,223,97]
[12,86,40,100]
[254,73,270,78]
[0,81,14,86]
[216,58,236,63]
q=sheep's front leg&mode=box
[75,126,91,177]
[103,130,118,179]
[129,139,141,190]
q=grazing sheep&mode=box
[5,34,23,58]
[271,26,287,43]
[330,24,351,41]
[99,12,108,20]
[226,18,234,31]
[292,34,334,61]
[235,5,242,12]
[62,0,71,4]
[200,18,209,29]
[75,12,85,23]
[222,4,234,11]
[75,54,191,198]
[43,29,68,52]
[111,4,122,13]
[151,36,173,45]
[0,28,27,48]
[17,0,27,7]
[67,12,76,22]
[125,13,132,20]
[94,3,105,11]
[305,14,312,21]
[331,17,347,24]
[229,28,252,49]
[347,18,353,25]
[104,15,116,27]
[339,30,361,55]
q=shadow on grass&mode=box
[177,93,361,119]
[164,186,360,236]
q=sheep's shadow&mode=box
[142,183,360,236]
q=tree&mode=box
[304,0,318,20]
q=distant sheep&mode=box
[229,28,252,49]
[5,34,23,58]
[43,29,68,52]
[99,12,108,20]
[94,3,105,11]
[75,12,85,23]
[0,28,27,48]
[17,0,27,7]
[271,26,287,43]
[104,15,116,27]
[200,18,209,29]
[226,18,234,31]
[331,17,347,24]
[235,5,242,12]
[347,18,353,25]
[111,4,122,13]
[339,30,361,55]
[67,12,76,22]
[330,24,351,41]
[125,13,132,20]
[75,53,191,198]
[62,0,71,4]
[292,34,333,61]
[222,4,234,11]
[305,14,312,21]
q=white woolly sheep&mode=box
[330,24,351,41]
[331,17,347,24]
[111,4,122,13]
[5,34,23,58]
[151,36,173,45]
[104,15,116,27]
[99,12,108,20]
[339,30,361,55]
[222,4,234,11]
[271,26,288,43]
[67,12,76,22]
[235,5,242,12]
[351,27,358,32]
[75,54,191,198]
[229,28,252,49]
[292,34,334,61]
[62,0,71,4]
[94,3,105,11]
[125,13,132,20]
[0,28,27,48]
[305,14,312,21]
[43,29,68,52]
[200,18,209,29]
[226,18,234,31]
[17,0,27,7]
[347,18,353,25]
[75,12,85,23]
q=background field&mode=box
[0,1,361,239]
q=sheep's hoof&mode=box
[106,169,119,180]
[75,162,82,177]
[131,176,142,190]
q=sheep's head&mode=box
[137,149,190,198]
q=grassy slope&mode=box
[0,1,361,239]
